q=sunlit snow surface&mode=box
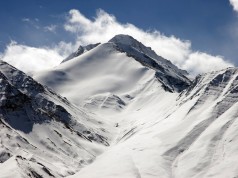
[1,35,238,178]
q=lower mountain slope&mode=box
[68,67,238,178]
[0,60,111,178]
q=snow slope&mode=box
[67,67,238,178]
[0,60,111,178]
[35,35,190,108]
[2,34,238,178]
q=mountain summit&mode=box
[108,34,191,91]
[35,34,191,108]
[109,34,188,75]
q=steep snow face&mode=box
[109,35,191,92]
[35,42,158,108]
[68,67,238,178]
[62,43,100,63]
[109,35,189,76]
[0,60,111,178]
[35,35,190,109]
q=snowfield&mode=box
[1,35,238,178]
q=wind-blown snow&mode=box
[0,9,233,75]
[64,9,233,76]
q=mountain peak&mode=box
[62,43,100,63]
[108,34,191,91]
[109,34,151,53]
[109,34,137,45]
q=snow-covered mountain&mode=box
[1,34,238,178]
[0,61,111,178]
[35,35,191,108]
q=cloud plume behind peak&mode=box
[0,9,233,76]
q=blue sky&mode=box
[0,0,237,74]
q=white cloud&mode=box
[0,41,63,74]
[230,0,238,12]
[1,9,233,76]
[44,25,57,33]
[182,52,233,75]
[64,9,233,76]
[22,18,30,22]
[21,17,40,29]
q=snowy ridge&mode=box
[109,35,191,92]
[109,35,189,76]
[0,60,111,178]
[62,43,101,63]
